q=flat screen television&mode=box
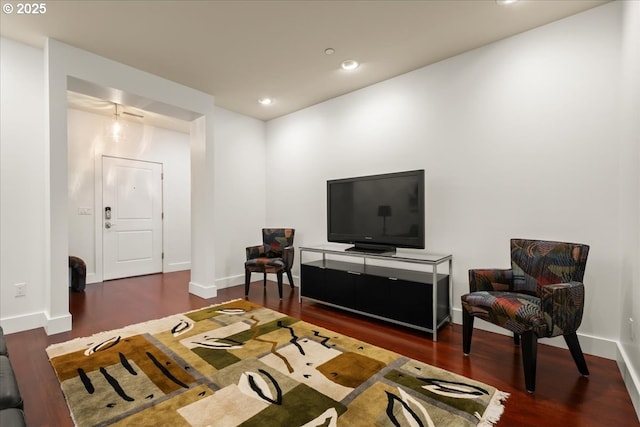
[327,170,425,253]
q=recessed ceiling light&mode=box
[341,60,359,71]
[258,97,273,105]
[324,48,335,55]
[496,0,519,5]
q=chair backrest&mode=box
[510,239,589,296]
[262,228,295,257]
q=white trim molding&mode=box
[0,311,46,334]
[45,311,73,335]
[165,261,191,273]
[214,273,300,290]
[617,344,640,421]
[0,310,71,336]
[188,281,217,299]
[451,307,618,360]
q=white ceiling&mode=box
[1,0,608,122]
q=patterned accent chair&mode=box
[244,228,295,299]
[460,239,590,393]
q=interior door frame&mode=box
[94,154,164,283]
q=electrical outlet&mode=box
[14,283,26,297]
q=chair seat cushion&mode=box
[461,291,548,336]
[245,257,285,273]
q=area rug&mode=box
[47,299,508,426]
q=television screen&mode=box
[327,170,425,253]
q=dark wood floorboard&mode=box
[4,271,638,426]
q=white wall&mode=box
[213,107,267,287]
[266,3,623,359]
[67,108,191,283]
[618,0,640,418]
[0,38,47,331]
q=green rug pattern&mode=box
[46,299,508,426]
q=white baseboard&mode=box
[83,264,191,285]
[45,311,72,335]
[0,311,46,334]
[617,344,640,421]
[215,274,244,289]
[165,261,191,273]
[188,281,218,299]
[1,311,72,335]
[215,273,301,290]
[86,272,100,285]
[451,307,617,360]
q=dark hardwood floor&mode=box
[4,271,638,426]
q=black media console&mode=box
[299,244,452,341]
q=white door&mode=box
[103,156,163,280]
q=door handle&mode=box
[105,221,112,229]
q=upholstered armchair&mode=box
[244,228,295,299]
[460,238,590,393]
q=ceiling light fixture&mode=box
[106,103,126,143]
[495,0,519,5]
[258,97,273,106]
[324,48,335,55]
[341,59,359,71]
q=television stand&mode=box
[299,244,452,341]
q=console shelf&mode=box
[299,244,452,341]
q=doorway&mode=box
[102,156,163,280]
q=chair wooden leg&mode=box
[520,331,538,393]
[514,333,520,346]
[286,268,295,288]
[564,332,589,376]
[244,270,251,297]
[276,271,283,299]
[462,309,474,355]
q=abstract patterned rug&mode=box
[47,300,508,426]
